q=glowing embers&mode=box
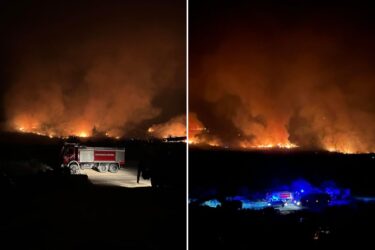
[187,137,221,147]
[16,125,91,139]
[11,111,129,139]
[147,115,186,139]
[248,142,299,150]
[189,113,375,153]
[104,132,121,140]
[326,147,357,155]
[14,123,123,140]
[17,125,57,138]
[78,131,89,138]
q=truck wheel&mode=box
[97,164,108,173]
[108,163,119,173]
[70,163,80,175]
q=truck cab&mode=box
[60,143,78,167]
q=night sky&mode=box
[190,0,375,152]
[0,0,186,138]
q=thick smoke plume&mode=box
[2,1,185,138]
[148,115,186,138]
[191,1,375,153]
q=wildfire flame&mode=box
[78,131,89,138]
[147,115,186,138]
[3,3,185,144]
[248,143,298,149]
[15,123,121,140]
[12,114,371,154]
[189,113,370,154]
[189,6,375,155]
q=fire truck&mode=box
[61,143,125,174]
[266,191,294,203]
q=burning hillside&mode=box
[190,1,375,154]
[1,1,185,139]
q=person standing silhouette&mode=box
[138,146,152,184]
[137,161,144,184]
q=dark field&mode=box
[190,147,375,196]
[0,132,186,250]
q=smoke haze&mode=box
[0,0,185,138]
[190,0,375,153]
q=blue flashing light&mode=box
[301,189,305,193]
[201,199,221,208]
[242,201,269,210]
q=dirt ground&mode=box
[81,167,151,188]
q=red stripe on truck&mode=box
[94,150,116,161]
